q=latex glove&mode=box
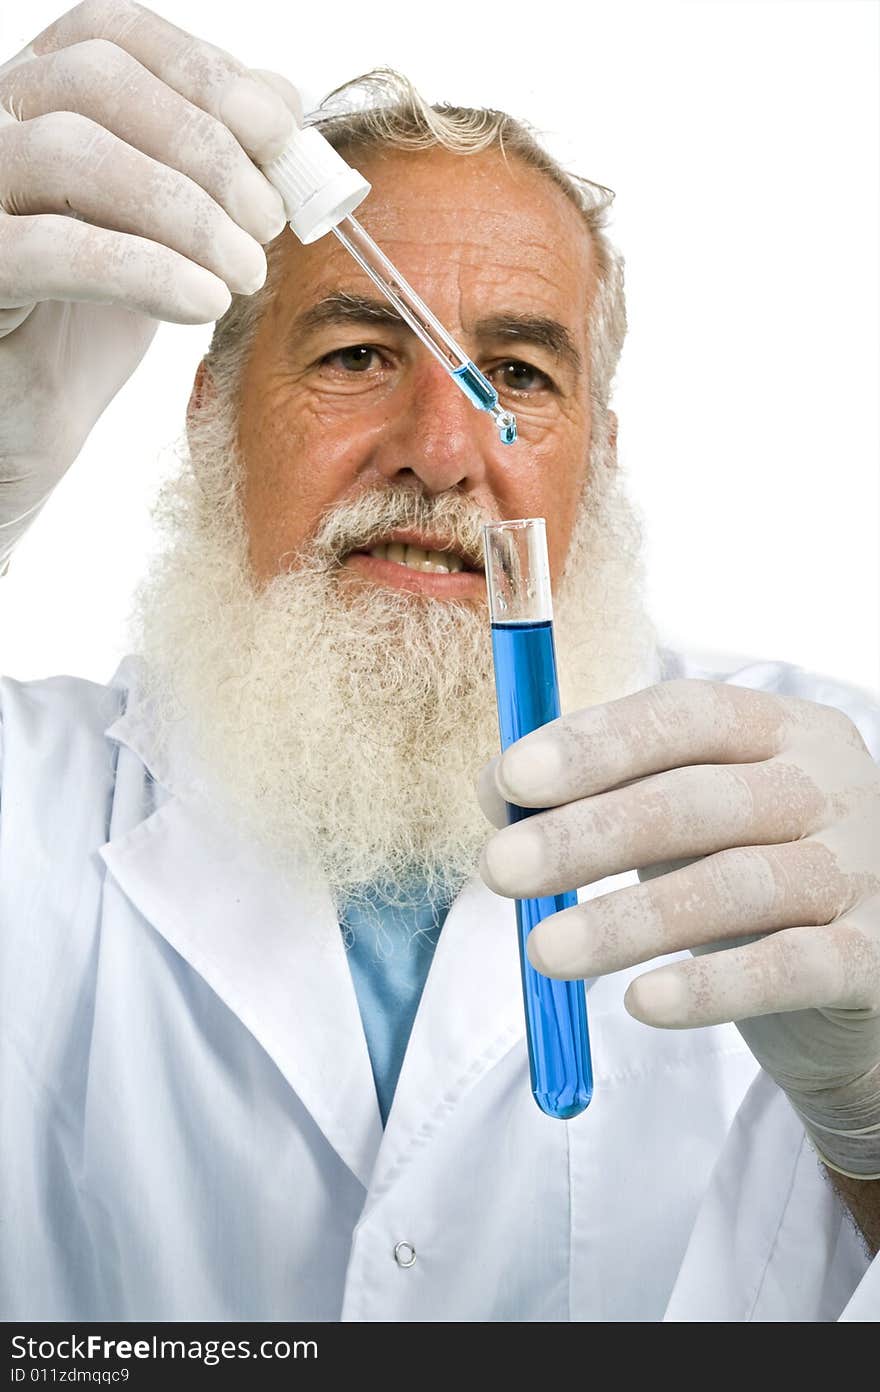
[0,0,301,568]
[478,678,880,1178]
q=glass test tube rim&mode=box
[483,518,553,626]
[484,517,548,534]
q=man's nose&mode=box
[371,356,493,494]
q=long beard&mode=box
[132,394,657,912]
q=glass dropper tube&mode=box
[483,518,593,1120]
[333,215,517,446]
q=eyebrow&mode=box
[296,292,405,333]
[296,294,583,375]
[472,313,583,374]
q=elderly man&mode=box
[1,3,879,1323]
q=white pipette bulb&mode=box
[261,126,371,243]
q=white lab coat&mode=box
[1,647,878,1322]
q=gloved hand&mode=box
[478,678,880,1178]
[0,0,301,568]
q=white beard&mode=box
[133,392,657,915]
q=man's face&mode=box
[237,145,597,590]
[142,141,650,902]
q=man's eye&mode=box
[323,345,381,373]
[492,360,553,393]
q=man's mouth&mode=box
[344,529,483,574]
[361,541,467,575]
[340,531,485,594]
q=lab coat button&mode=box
[393,1241,417,1268]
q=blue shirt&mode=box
[339,882,452,1124]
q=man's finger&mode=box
[493,678,854,810]
[32,0,296,162]
[0,44,286,243]
[476,754,508,829]
[0,212,230,323]
[481,756,826,900]
[1,113,266,295]
[251,69,303,126]
[622,919,880,1030]
[525,838,845,979]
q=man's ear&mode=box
[187,359,215,424]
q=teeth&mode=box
[366,542,466,574]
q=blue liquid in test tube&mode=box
[484,521,593,1120]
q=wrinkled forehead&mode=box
[270,145,597,333]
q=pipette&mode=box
[331,215,517,444]
[262,127,517,446]
[483,518,593,1120]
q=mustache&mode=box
[299,485,495,573]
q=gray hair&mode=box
[205,69,626,413]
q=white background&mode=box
[1,0,878,693]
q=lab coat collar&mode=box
[102,658,385,1186]
[101,660,526,1197]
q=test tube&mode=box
[483,519,593,1120]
